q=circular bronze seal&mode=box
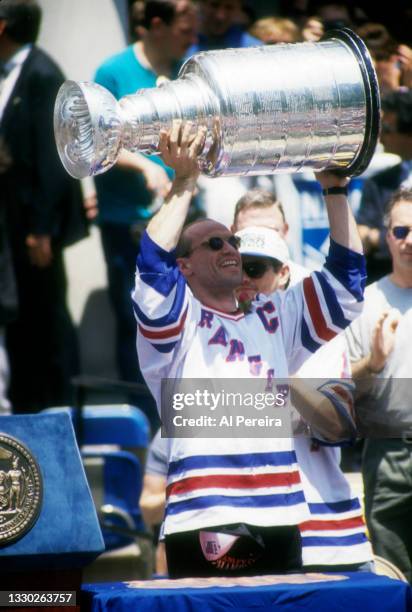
[0,433,43,546]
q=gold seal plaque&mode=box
[0,434,43,545]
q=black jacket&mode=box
[0,205,17,325]
[0,46,88,248]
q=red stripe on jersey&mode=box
[167,471,301,497]
[138,307,188,339]
[299,515,365,532]
[332,384,355,418]
[201,305,245,320]
[303,277,336,342]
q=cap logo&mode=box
[240,234,266,249]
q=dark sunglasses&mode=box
[392,226,412,239]
[186,235,241,256]
[242,260,274,279]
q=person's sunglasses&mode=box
[242,260,274,279]
[185,235,241,256]
[392,226,412,239]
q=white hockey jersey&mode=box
[133,231,365,536]
[288,266,372,567]
[295,340,372,566]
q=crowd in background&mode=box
[1,0,412,582]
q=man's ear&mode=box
[279,264,290,290]
[177,257,193,277]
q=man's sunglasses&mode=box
[242,260,278,279]
[392,226,412,239]
[185,235,241,256]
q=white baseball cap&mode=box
[236,226,290,264]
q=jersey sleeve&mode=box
[311,378,357,445]
[132,231,191,355]
[279,239,366,373]
[293,336,357,445]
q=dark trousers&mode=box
[100,223,142,385]
[100,223,158,428]
[7,248,80,413]
[363,439,412,583]
[165,524,302,578]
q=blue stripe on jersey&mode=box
[302,533,369,547]
[314,271,351,329]
[166,490,306,515]
[301,318,322,353]
[308,498,361,514]
[324,239,366,302]
[167,450,297,477]
[133,274,187,327]
[152,341,178,353]
[319,389,357,440]
[136,231,180,297]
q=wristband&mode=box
[322,186,348,197]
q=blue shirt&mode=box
[187,25,262,55]
[94,46,179,225]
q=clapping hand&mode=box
[369,308,401,373]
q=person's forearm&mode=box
[145,122,204,251]
[140,493,166,527]
[351,353,384,379]
[146,176,197,251]
[290,379,352,441]
[316,172,363,254]
[325,194,363,254]
[350,355,381,397]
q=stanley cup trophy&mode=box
[54,29,380,181]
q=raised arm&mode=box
[133,121,206,366]
[316,171,363,254]
[146,120,206,251]
[280,173,366,374]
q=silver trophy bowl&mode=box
[54,28,380,180]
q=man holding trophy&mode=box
[131,119,366,577]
